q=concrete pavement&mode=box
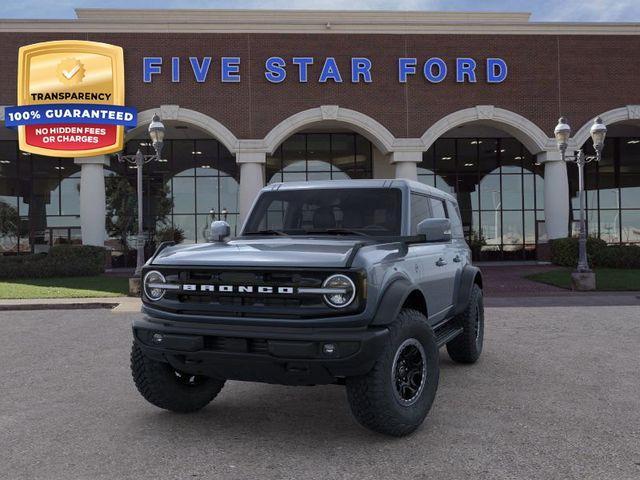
[1,305,639,479]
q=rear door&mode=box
[406,193,452,322]
[427,196,458,319]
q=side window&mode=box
[410,193,430,234]
[429,198,447,219]
[446,200,464,238]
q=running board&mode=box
[435,325,464,348]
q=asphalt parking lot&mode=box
[1,305,639,480]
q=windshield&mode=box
[243,188,402,237]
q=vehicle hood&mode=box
[151,237,363,268]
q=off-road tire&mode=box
[345,308,439,437]
[446,283,484,364]
[131,342,225,413]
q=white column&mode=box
[74,155,109,246]
[391,151,422,181]
[237,151,266,227]
[538,151,569,239]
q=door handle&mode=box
[436,257,447,267]
[453,255,462,263]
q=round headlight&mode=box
[143,270,166,301]
[322,274,356,309]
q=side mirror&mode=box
[210,220,231,242]
[417,218,451,242]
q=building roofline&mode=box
[0,9,639,35]
[73,9,533,23]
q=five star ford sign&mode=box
[4,40,137,158]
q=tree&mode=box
[0,201,21,250]
[105,176,173,253]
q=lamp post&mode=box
[117,113,166,276]
[553,116,607,286]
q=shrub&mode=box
[154,226,185,245]
[0,245,107,279]
[550,237,640,268]
[593,244,640,268]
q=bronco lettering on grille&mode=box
[181,284,295,294]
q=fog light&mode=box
[152,333,164,344]
[323,343,337,355]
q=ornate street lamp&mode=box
[117,113,165,276]
[554,116,607,284]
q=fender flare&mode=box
[453,265,483,316]
[371,277,418,326]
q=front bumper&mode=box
[133,316,389,386]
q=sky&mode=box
[0,0,639,22]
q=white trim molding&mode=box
[2,10,640,35]
[420,106,553,154]
[128,106,240,154]
[263,106,396,155]
[572,105,640,148]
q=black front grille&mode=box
[149,267,364,319]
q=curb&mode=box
[0,302,120,311]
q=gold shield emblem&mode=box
[16,40,125,157]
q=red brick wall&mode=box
[0,32,638,141]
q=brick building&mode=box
[0,9,639,261]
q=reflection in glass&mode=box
[621,210,640,243]
[501,175,523,210]
[620,175,640,209]
[599,210,620,243]
[172,177,195,214]
[172,215,196,244]
[502,211,524,249]
[196,177,218,214]
[266,132,372,183]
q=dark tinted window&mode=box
[410,193,431,234]
[244,188,402,236]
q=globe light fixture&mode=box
[148,113,165,157]
[590,116,607,154]
[554,117,571,154]
[552,115,607,289]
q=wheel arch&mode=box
[453,265,483,316]
[371,277,428,325]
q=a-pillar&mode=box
[538,151,569,239]
[237,151,266,227]
[74,155,109,246]
[391,151,422,181]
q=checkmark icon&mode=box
[62,64,80,79]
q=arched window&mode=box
[267,133,373,183]
[418,137,544,260]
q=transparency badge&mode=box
[5,40,137,157]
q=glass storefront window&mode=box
[568,136,640,244]
[501,175,523,211]
[419,136,545,259]
[621,210,640,243]
[266,132,373,184]
[621,175,640,209]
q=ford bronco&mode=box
[131,179,484,436]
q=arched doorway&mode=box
[266,130,374,184]
[262,106,396,186]
[418,124,545,260]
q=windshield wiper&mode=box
[243,229,289,236]
[303,228,372,238]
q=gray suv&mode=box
[132,179,484,436]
